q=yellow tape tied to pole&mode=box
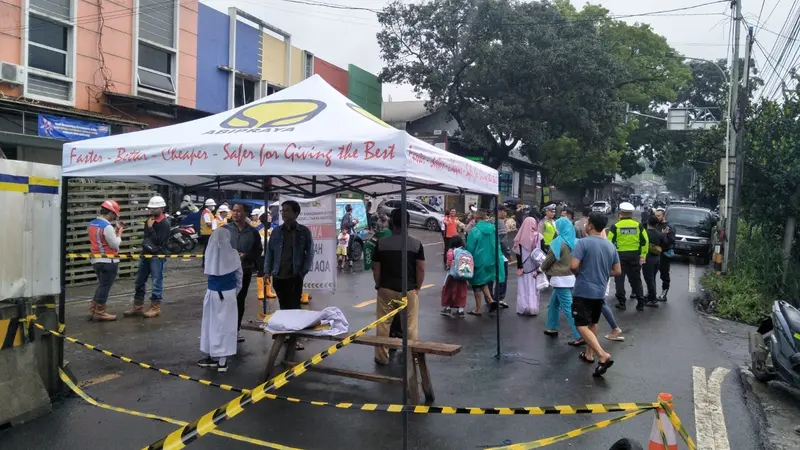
[143,299,408,450]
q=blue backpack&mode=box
[450,248,474,280]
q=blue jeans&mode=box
[133,257,165,303]
[545,288,580,340]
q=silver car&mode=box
[376,199,444,231]
[592,201,612,215]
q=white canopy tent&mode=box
[61,75,498,197]
[57,78,503,436]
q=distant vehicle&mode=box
[670,199,697,206]
[665,206,716,265]
[591,201,612,215]
[376,198,445,231]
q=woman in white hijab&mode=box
[198,227,242,372]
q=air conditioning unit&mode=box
[0,62,25,85]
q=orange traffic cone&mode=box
[300,292,311,304]
[649,393,678,450]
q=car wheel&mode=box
[425,218,440,231]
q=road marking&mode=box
[79,372,122,388]
[353,284,435,308]
[423,242,442,247]
[693,366,730,450]
[689,263,696,293]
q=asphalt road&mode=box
[0,225,760,450]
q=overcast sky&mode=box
[203,0,794,102]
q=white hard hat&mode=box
[251,207,261,216]
[182,195,191,202]
[205,199,217,207]
[218,205,230,213]
[619,202,635,212]
[147,196,167,208]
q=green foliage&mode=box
[701,222,800,324]
[376,0,688,184]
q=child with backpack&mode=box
[441,235,472,318]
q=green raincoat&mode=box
[466,221,506,287]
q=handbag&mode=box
[535,272,550,291]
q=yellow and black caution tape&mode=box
[143,300,408,450]
[32,303,57,310]
[655,409,669,449]
[58,369,299,450]
[37,322,660,416]
[660,399,697,450]
[35,323,249,394]
[67,253,204,259]
[486,409,649,450]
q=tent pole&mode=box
[311,176,316,195]
[494,195,501,359]
[263,177,271,315]
[400,177,409,450]
[58,177,68,373]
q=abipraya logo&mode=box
[204,99,327,135]
[346,103,393,129]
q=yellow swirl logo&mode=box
[346,103,393,129]
[220,100,327,129]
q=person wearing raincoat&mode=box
[465,210,506,316]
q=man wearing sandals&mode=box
[570,212,622,377]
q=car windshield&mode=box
[592,202,606,207]
[421,203,440,213]
[667,209,713,237]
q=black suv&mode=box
[665,206,716,265]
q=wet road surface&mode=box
[0,228,760,449]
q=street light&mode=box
[666,52,732,223]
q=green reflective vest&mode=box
[542,220,556,245]
[607,218,648,258]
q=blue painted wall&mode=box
[196,5,261,114]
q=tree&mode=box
[377,0,625,172]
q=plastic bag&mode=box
[535,272,550,291]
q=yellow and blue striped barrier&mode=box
[0,174,59,195]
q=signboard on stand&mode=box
[279,194,337,292]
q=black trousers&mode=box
[614,252,644,301]
[273,276,304,310]
[92,262,118,304]
[642,258,660,303]
[659,253,671,291]
[237,268,252,330]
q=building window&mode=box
[136,0,177,100]
[303,51,314,79]
[234,76,255,107]
[267,84,283,96]
[25,1,75,103]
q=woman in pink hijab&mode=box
[514,217,542,316]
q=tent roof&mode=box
[62,76,498,196]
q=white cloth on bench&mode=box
[265,307,349,336]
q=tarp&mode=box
[61,76,498,196]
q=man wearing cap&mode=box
[541,204,557,253]
[606,202,648,311]
[654,207,675,301]
[87,200,125,321]
[125,195,171,318]
[200,199,216,242]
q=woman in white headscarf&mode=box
[198,227,242,372]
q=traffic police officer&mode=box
[607,202,649,311]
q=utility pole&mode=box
[727,25,753,270]
[722,0,743,272]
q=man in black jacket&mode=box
[125,196,171,318]
[654,208,675,301]
[225,203,263,341]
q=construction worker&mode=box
[541,204,557,253]
[216,204,230,226]
[87,200,124,321]
[607,202,648,311]
[200,199,216,243]
[125,195,170,318]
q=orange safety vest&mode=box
[88,218,118,262]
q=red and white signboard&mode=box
[61,76,498,196]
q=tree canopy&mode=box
[377,0,691,187]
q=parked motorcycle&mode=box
[749,300,800,388]
[166,212,198,254]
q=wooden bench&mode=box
[242,324,460,404]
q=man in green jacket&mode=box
[466,211,506,315]
[606,202,648,311]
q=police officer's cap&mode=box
[544,203,557,211]
[619,202,635,212]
